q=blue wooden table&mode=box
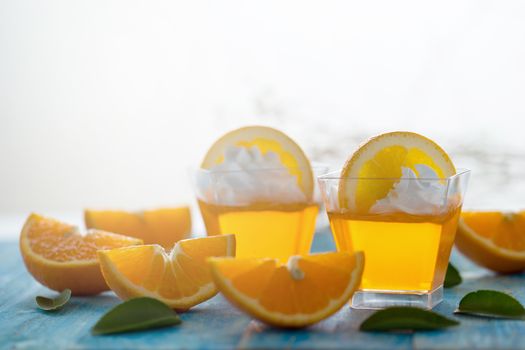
[1,231,525,350]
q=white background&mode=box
[1,1,525,237]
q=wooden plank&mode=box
[413,274,525,350]
[1,234,525,349]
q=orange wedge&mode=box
[98,234,236,310]
[339,131,456,212]
[208,251,364,328]
[84,207,191,249]
[456,211,525,273]
[20,213,142,295]
[201,126,314,200]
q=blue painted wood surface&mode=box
[1,231,525,350]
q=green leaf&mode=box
[92,297,181,335]
[360,307,459,332]
[36,289,71,311]
[455,290,525,319]
[444,263,462,288]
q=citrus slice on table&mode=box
[98,234,236,310]
[20,213,142,295]
[84,207,191,249]
[201,126,314,200]
[456,211,525,273]
[208,251,364,328]
[339,131,456,212]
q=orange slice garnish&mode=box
[201,126,314,200]
[339,131,456,212]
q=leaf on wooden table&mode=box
[36,289,71,311]
[92,297,181,335]
[444,263,462,288]
[360,307,459,332]
[455,290,525,319]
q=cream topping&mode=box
[370,164,448,215]
[197,146,306,205]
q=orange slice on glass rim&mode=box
[98,234,235,310]
[208,251,364,328]
[456,211,525,273]
[338,131,456,212]
[201,126,314,200]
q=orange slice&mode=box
[339,131,456,212]
[20,213,142,295]
[98,234,236,310]
[456,211,525,273]
[208,251,364,327]
[84,207,191,249]
[201,126,314,200]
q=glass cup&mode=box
[194,165,329,263]
[318,169,470,309]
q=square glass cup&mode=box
[317,169,470,309]
[194,164,329,263]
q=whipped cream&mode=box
[197,146,307,205]
[369,164,447,215]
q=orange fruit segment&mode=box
[456,211,525,273]
[98,234,236,310]
[201,126,314,200]
[208,251,364,327]
[19,213,142,295]
[339,132,456,212]
[84,207,191,249]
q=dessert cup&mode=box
[318,169,470,309]
[194,165,329,262]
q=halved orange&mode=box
[20,213,142,295]
[84,207,191,249]
[456,211,525,273]
[339,132,456,212]
[201,126,314,200]
[98,234,236,310]
[208,251,364,328]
